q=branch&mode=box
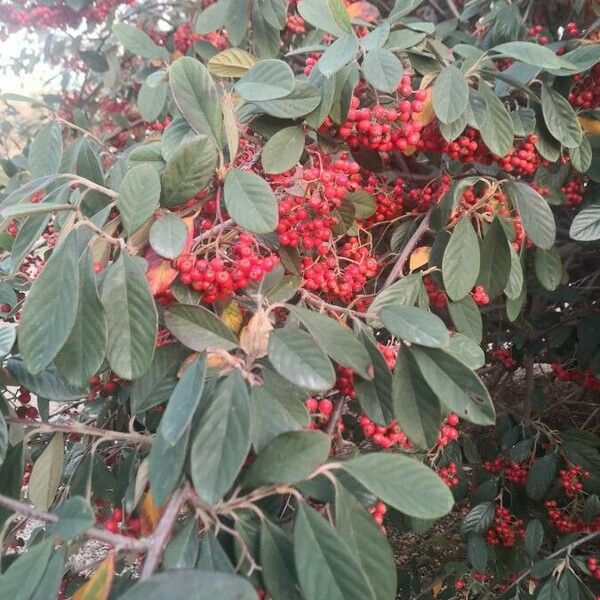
[0,493,147,552]
[383,210,432,288]
[194,218,233,243]
[139,484,191,580]
[325,397,346,435]
[502,530,600,596]
[6,417,153,447]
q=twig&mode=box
[194,218,233,243]
[140,485,191,580]
[325,397,346,435]
[0,493,147,552]
[6,417,152,447]
[383,209,432,288]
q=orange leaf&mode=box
[145,247,178,296]
[139,490,163,536]
[412,87,435,127]
[579,117,600,136]
[181,216,195,254]
[221,301,243,334]
[73,553,115,600]
[409,246,431,271]
[346,1,379,22]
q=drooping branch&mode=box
[0,492,147,552]
[6,417,153,447]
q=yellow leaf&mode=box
[412,87,435,127]
[221,301,243,334]
[346,1,379,21]
[431,578,444,597]
[73,553,115,600]
[409,246,431,271]
[139,490,163,536]
[579,117,600,136]
[207,48,257,78]
[240,310,273,360]
[206,352,232,370]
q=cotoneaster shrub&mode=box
[0,0,600,598]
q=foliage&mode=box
[1,0,600,598]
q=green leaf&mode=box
[504,244,524,300]
[7,357,88,401]
[117,164,161,235]
[149,212,188,259]
[29,433,64,511]
[161,137,218,207]
[504,180,556,249]
[447,333,485,370]
[392,350,440,449]
[408,346,495,425]
[535,247,562,291]
[346,190,376,219]
[165,304,239,352]
[137,82,167,122]
[169,57,223,147]
[526,453,558,500]
[541,85,582,149]
[197,532,235,572]
[117,571,257,600]
[298,0,353,37]
[361,48,404,93]
[467,535,487,571]
[477,217,511,298]
[569,135,592,173]
[492,42,565,69]
[190,372,252,504]
[260,521,301,600]
[235,59,294,101]
[268,328,336,391]
[389,0,424,20]
[386,28,426,50]
[536,579,561,600]
[101,252,157,380]
[319,35,360,77]
[18,231,80,374]
[570,204,600,241]
[159,355,206,446]
[55,251,107,388]
[0,202,74,219]
[443,218,480,300]
[475,84,514,157]
[511,107,536,136]
[129,142,165,168]
[49,496,94,541]
[130,344,188,413]
[524,518,544,558]
[368,273,423,317]
[294,504,375,600]
[363,22,391,51]
[253,80,321,119]
[289,306,372,379]
[163,519,199,570]
[29,546,66,600]
[559,571,580,600]
[29,122,63,178]
[161,116,195,162]
[380,305,449,348]
[0,323,16,360]
[432,65,469,124]
[339,453,453,519]
[223,168,278,233]
[460,502,495,536]
[243,430,329,487]
[335,485,397,600]
[0,540,54,600]
[113,23,169,60]
[262,126,305,175]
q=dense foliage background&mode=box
[1,0,600,598]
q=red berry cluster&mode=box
[405,174,452,212]
[438,462,459,487]
[15,386,38,419]
[331,89,426,153]
[587,557,600,580]
[472,285,489,306]
[438,413,460,447]
[565,22,581,37]
[88,374,122,399]
[551,363,600,392]
[286,12,306,34]
[569,64,600,109]
[544,500,600,533]
[100,507,141,537]
[368,500,387,528]
[485,506,525,547]
[359,414,412,449]
[424,277,448,309]
[174,234,279,304]
[491,346,517,369]
[559,465,590,497]
[526,24,549,45]
[561,177,585,207]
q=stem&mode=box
[502,531,600,596]
[325,397,346,435]
[0,493,147,552]
[383,209,432,288]
[140,485,191,580]
[6,417,152,447]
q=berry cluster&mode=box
[491,346,517,369]
[586,557,600,580]
[424,277,448,309]
[368,500,387,527]
[438,462,459,487]
[561,177,585,207]
[569,64,600,109]
[472,285,490,306]
[484,457,529,485]
[100,507,141,537]
[551,363,600,392]
[485,506,525,547]
[526,24,549,45]
[559,465,590,497]
[174,234,279,304]
[14,387,38,419]
[359,414,412,449]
